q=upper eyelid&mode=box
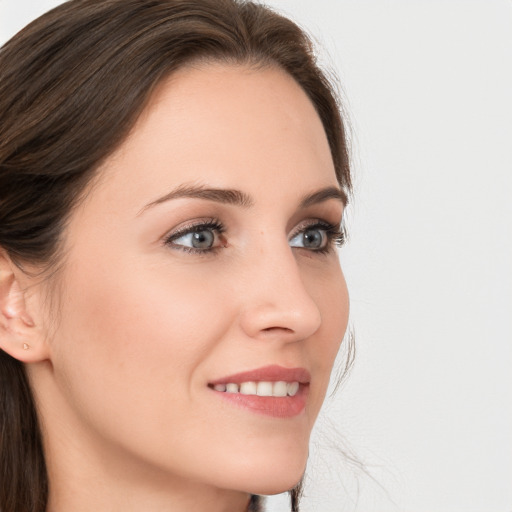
[162,215,343,244]
[288,218,339,237]
[164,218,223,240]
[173,218,335,233]
[165,216,340,234]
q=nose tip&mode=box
[238,267,322,342]
[240,302,322,341]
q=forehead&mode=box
[88,63,338,214]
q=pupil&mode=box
[303,229,323,248]
[192,230,214,248]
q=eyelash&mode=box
[291,220,346,254]
[163,218,346,255]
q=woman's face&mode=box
[37,63,349,497]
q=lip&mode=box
[209,365,311,386]
[208,365,310,418]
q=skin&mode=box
[0,63,349,512]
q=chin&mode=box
[232,450,308,496]
[248,474,304,496]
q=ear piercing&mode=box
[23,343,30,350]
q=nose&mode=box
[238,243,322,343]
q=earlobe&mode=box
[0,252,49,363]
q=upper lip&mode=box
[209,365,311,385]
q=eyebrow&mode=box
[299,186,347,208]
[138,184,253,215]
[138,183,346,216]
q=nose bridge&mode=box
[238,236,322,341]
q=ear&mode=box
[0,251,49,363]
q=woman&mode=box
[0,1,351,511]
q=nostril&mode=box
[261,326,294,333]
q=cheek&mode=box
[59,251,221,354]
[50,254,229,441]
[305,265,349,413]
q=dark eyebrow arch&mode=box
[138,183,346,216]
[299,186,347,208]
[138,184,254,215]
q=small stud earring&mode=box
[23,343,30,350]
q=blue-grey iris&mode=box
[191,230,215,249]
[302,229,323,249]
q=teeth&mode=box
[240,382,257,395]
[287,382,299,396]
[273,381,288,397]
[213,381,300,397]
[257,381,273,396]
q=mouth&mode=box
[208,365,310,418]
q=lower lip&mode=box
[210,384,308,418]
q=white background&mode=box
[1,1,511,511]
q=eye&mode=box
[174,229,215,249]
[164,220,225,253]
[289,227,327,250]
[289,221,345,253]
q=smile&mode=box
[208,365,310,417]
[211,381,300,397]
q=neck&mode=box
[248,495,264,512]
[45,453,252,512]
[43,431,252,512]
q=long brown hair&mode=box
[0,1,351,510]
